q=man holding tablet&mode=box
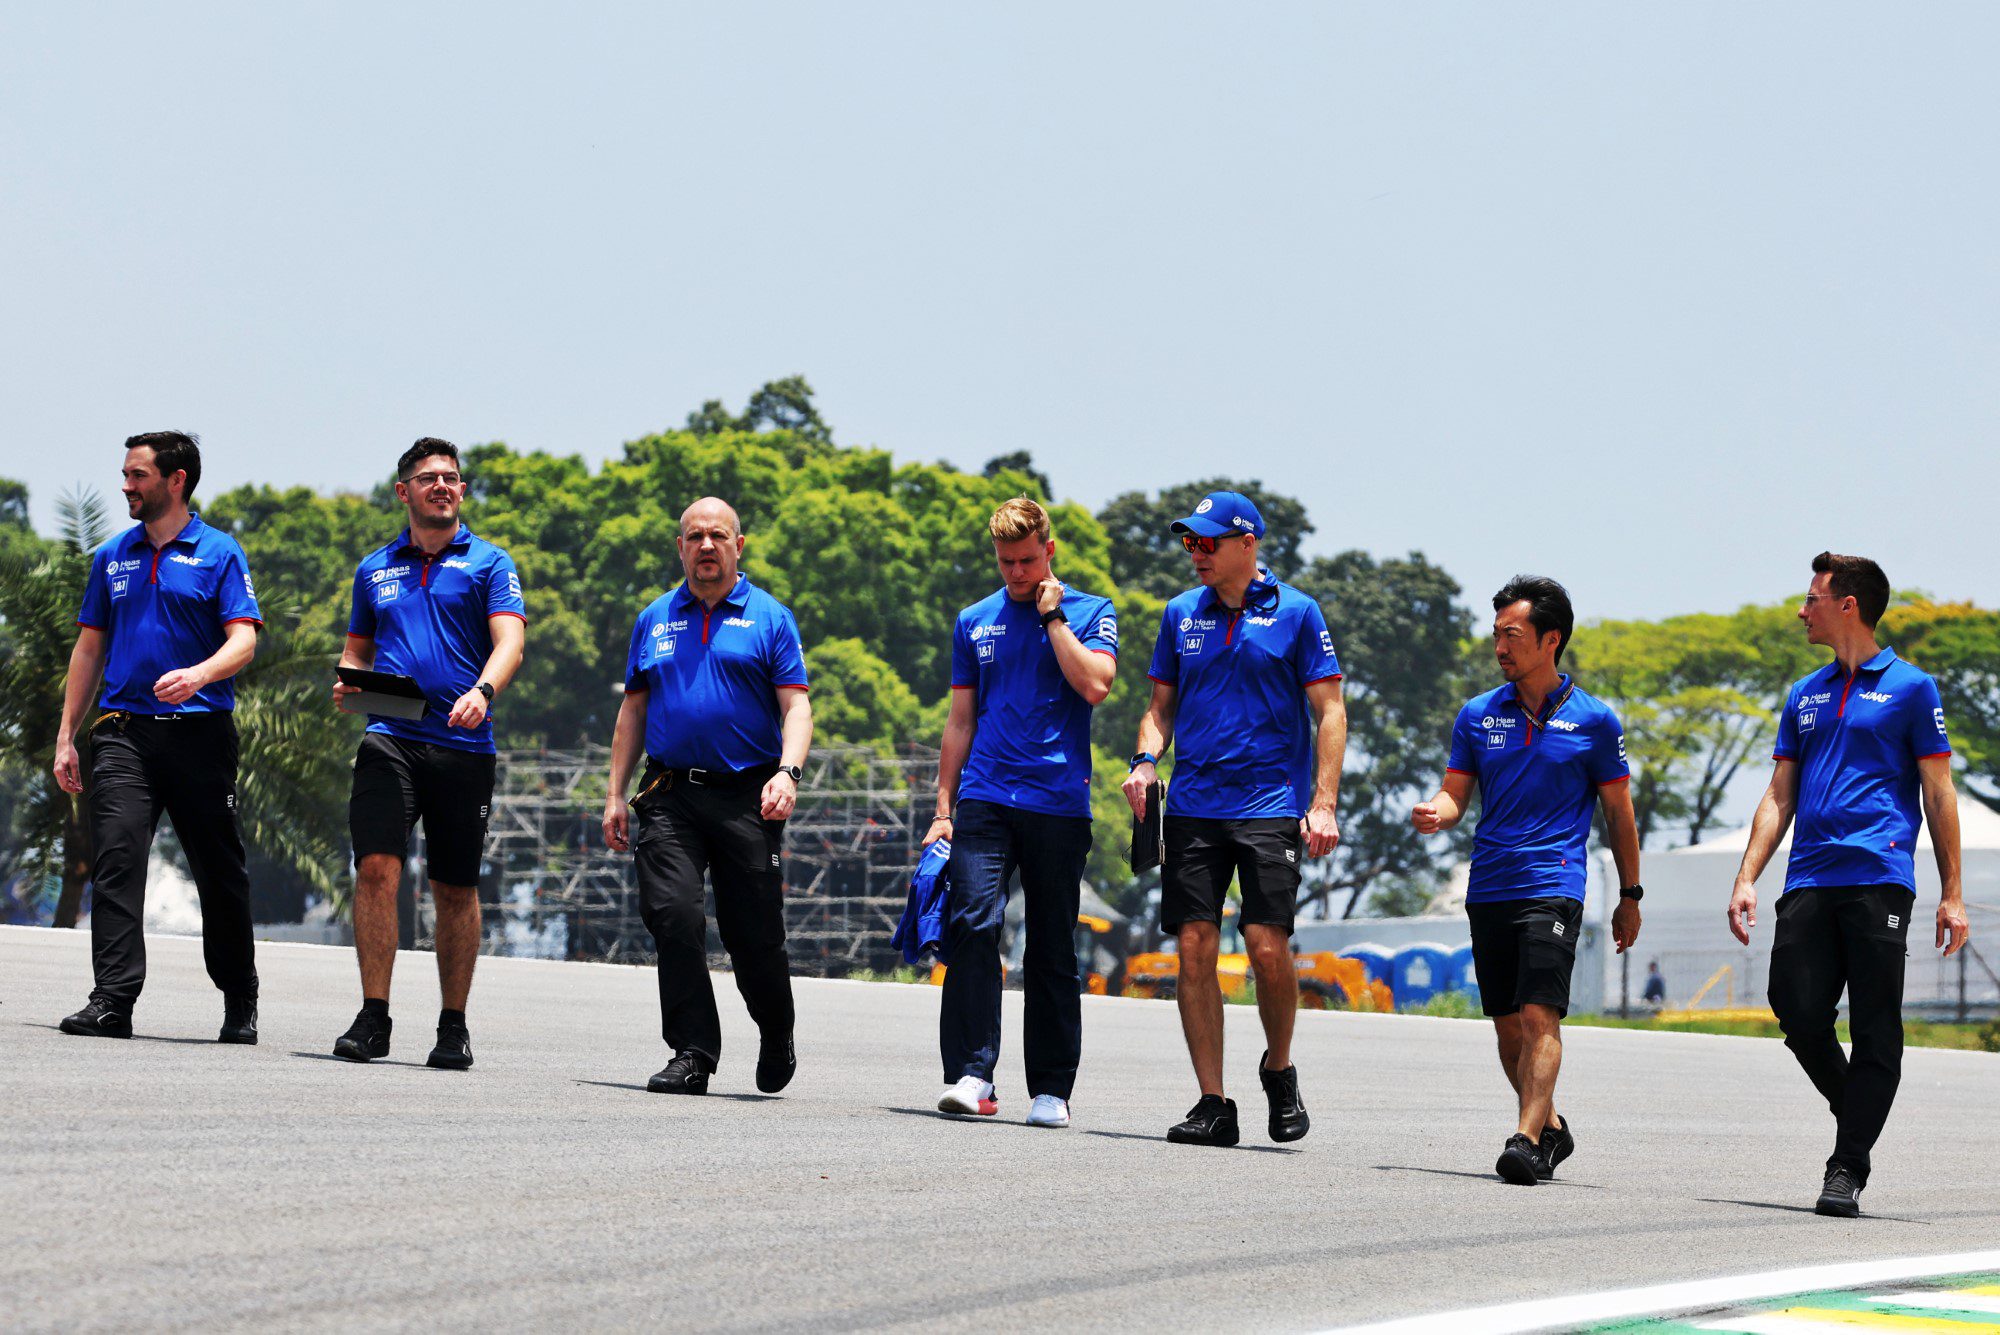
[331,438,526,1069]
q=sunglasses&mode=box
[1179,532,1251,555]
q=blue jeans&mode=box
[939,798,1092,1100]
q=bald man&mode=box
[603,499,814,1096]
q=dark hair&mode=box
[125,431,201,501]
[1493,574,1575,665]
[1811,551,1890,628]
[397,437,460,481]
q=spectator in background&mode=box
[1641,961,1667,1011]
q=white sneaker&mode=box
[1026,1094,1070,1128]
[938,1075,998,1116]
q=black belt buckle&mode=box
[685,767,714,788]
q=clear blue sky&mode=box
[4,3,1994,620]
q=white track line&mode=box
[1321,1250,2000,1335]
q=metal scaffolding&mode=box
[415,744,938,976]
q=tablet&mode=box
[335,666,428,721]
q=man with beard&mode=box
[54,431,264,1042]
[602,498,813,1096]
[330,439,526,1069]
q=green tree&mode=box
[1095,478,1314,601]
[981,450,1052,498]
[686,374,834,446]
[1885,600,2000,813]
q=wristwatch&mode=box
[475,681,495,701]
[1040,606,1068,627]
[778,764,803,783]
[1128,751,1157,771]
[1619,884,1644,901]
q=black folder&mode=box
[1129,780,1165,874]
[335,666,428,721]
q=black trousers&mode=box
[1767,883,1916,1183]
[86,712,257,1007]
[632,766,793,1066]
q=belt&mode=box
[92,709,219,733]
[637,761,777,797]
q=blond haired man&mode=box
[925,497,1117,1127]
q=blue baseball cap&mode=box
[1170,491,1265,539]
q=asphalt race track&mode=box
[6,924,1999,1333]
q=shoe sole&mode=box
[426,1051,473,1070]
[1166,1127,1241,1147]
[1269,1116,1310,1143]
[59,1021,132,1038]
[938,1092,998,1115]
[218,1032,258,1045]
[333,1041,389,1062]
[756,1064,795,1094]
[647,1080,707,1095]
[1815,1196,1861,1218]
[1496,1149,1541,1185]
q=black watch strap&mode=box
[1040,605,1068,627]
[778,764,803,782]
[476,681,495,701]
[1619,884,1644,901]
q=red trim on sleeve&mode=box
[776,683,809,692]
[489,611,527,623]
[950,683,977,690]
[1772,750,1796,761]
[1304,674,1343,685]
[1147,673,1173,686]
[1089,648,1118,660]
[222,617,264,628]
[1596,774,1631,788]
[1917,750,1953,760]
[1444,767,1473,777]
[76,621,104,630]
[345,632,372,642]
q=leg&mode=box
[429,884,481,1011]
[1768,887,1849,1118]
[347,736,422,1004]
[633,784,720,1064]
[84,724,160,1007]
[937,800,1014,1087]
[1513,1003,1564,1138]
[1244,924,1297,1068]
[1510,898,1583,1135]
[1830,887,1915,1183]
[160,717,257,1000]
[1176,922,1225,1096]
[702,787,796,1052]
[1015,808,1089,1100]
[1492,1013,1525,1097]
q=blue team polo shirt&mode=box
[77,513,263,715]
[1448,675,1629,903]
[1774,647,1951,893]
[950,586,1118,819]
[1146,570,1342,820]
[347,524,527,754]
[624,574,809,771]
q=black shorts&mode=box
[348,733,497,888]
[1467,895,1584,1018]
[1160,815,1302,935]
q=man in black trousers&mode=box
[601,497,813,1096]
[53,431,264,1042]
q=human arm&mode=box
[333,634,376,712]
[52,628,109,794]
[601,689,647,853]
[1120,679,1178,819]
[154,620,258,705]
[1728,759,1799,945]
[1920,754,1968,956]
[925,687,977,847]
[1599,778,1642,952]
[1037,579,1115,704]
[758,685,813,820]
[1301,677,1346,857]
[1410,770,1476,834]
[446,614,526,730]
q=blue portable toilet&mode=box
[1391,942,1454,1008]
[1446,943,1480,1008]
[1340,943,1394,986]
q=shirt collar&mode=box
[1823,646,1898,680]
[672,572,751,612]
[393,523,472,556]
[131,512,208,550]
[1498,673,1573,714]
[1198,565,1281,615]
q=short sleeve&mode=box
[950,613,978,688]
[1447,705,1479,775]
[1587,708,1630,786]
[483,551,527,620]
[77,547,111,629]
[1079,596,1118,656]
[1773,682,1800,760]
[216,544,262,626]
[769,605,808,689]
[1906,675,1951,760]
[348,564,376,639]
[624,611,651,693]
[1146,605,1180,686]
[1292,598,1341,685]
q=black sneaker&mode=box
[333,1008,392,1062]
[648,1051,711,1095]
[426,1020,474,1070]
[219,996,258,1045]
[1815,1164,1863,1218]
[1536,1116,1574,1181]
[1496,1133,1543,1185]
[756,1032,796,1093]
[1258,1052,1309,1142]
[59,999,133,1039]
[1166,1094,1241,1146]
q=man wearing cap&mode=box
[1728,551,1967,1217]
[1412,575,1641,1185]
[1122,490,1345,1147]
[53,431,264,1043]
[925,496,1117,1130]
[602,498,813,1097]
[330,438,527,1070]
